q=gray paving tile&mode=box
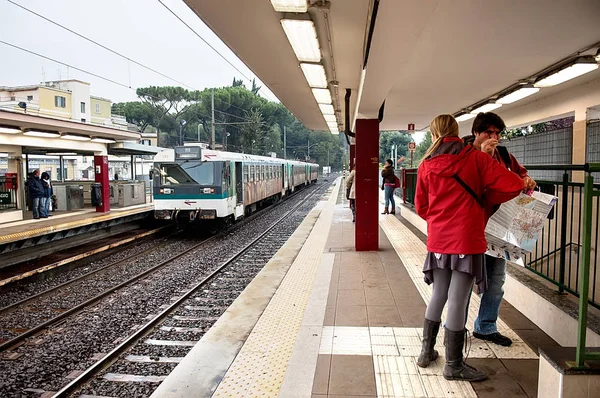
[328,355,377,396]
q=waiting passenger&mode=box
[380,159,396,214]
[465,112,536,347]
[27,169,47,219]
[346,167,356,222]
[41,172,53,216]
[414,114,523,382]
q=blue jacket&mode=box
[28,176,45,199]
[41,172,53,198]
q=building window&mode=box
[81,118,86,123]
[81,102,86,113]
[54,96,66,108]
[140,139,151,146]
[27,95,33,101]
[95,103,100,114]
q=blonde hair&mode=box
[422,114,460,160]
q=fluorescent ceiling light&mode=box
[497,87,540,104]
[23,130,60,138]
[319,104,334,115]
[455,113,477,122]
[0,153,8,157]
[91,137,117,143]
[330,128,339,134]
[49,152,77,156]
[312,88,332,104]
[327,122,338,129]
[281,19,321,63]
[300,63,327,88]
[0,126,21,134]
[470,103,502,114]
[535,61,599,88]
[61,133,91,141]
[270,0,307,12]
[324,114,337,123]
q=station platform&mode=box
[0,204,154,262]
[152,178,557,398]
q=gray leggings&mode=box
[425,268,474,332]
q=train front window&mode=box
[158,162,215,185]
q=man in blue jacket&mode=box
[27,169,47,219]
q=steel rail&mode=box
[52,184,322,397]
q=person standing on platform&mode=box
[41,172,53,217]
[414,114,523,382]
[465,112,536,347]
[346,167,356,222]
[27,169,47,219]
[381,159,396,214]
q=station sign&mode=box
[175,146,202,160]
[0,191,11,204]
[408,123,415,131]
[408,142,417,152]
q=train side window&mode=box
[244,165,249,182]
[250,165,254,182]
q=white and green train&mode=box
[152,145,318,225]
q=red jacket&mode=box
[415,137,523,254]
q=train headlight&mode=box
[203,188,211,194]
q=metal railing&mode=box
[400,165,600,307]
[399,163,600,367]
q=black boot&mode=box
[390,206,396,215]
[417,319,440,368]
[443,328,487,382]
[381,207,389,215]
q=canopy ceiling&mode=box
[185,0,600,131]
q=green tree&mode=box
[413,131,432,167]
[111,102,154,133]
[379,131,413,165]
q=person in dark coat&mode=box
[41,172,53,216]
[414,114,523,382]
[380,159,396,214]
[27,169,47,219]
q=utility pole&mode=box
[283,126,287,160]
[211,88,215,149]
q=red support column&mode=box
[349,143,356,171]
[354,119,379,251]
[94,155,110,213]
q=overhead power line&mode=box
[155,0,279,103]
[6,0,277,106]
[0,40,260,125]
[6,0,197,91]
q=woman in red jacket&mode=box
[415,115,523,382]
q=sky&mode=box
[0,0,426,144]
[0,0,278,103]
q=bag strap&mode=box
[496,146,512,170]
[452,175,483,208]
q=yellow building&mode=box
[0,80,126,130]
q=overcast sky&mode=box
[0,0,278,103]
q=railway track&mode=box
[54,183,325,397]
[0,181,329,397]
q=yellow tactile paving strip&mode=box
[378,200,537,359]
[212,180,341,398]
[0,204,153,243]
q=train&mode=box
[152,145,319,226]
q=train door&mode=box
[290,165,295,192]
[234,162,244,219]
[281,164,286,195]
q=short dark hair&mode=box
[386,159,393,166]
[471,112,506,135]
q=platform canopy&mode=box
[185,0,600,132]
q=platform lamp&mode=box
[17,102,27,113]
[179,119,187,146]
